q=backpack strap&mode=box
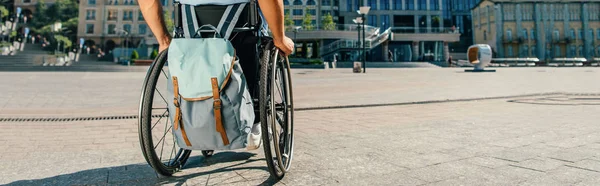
[211,77,230,146]
[173,76,192,147]
[181,4,200,38]
[217,3,246,39]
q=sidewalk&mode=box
[0,68,599,185]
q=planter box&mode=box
[133,59,154,66]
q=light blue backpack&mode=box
[166,25,255,151]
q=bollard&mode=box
[323,61,329,70]
[332,61,336,69]
[353,62,362,73]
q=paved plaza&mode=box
[0,67,599,185]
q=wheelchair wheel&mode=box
[139,50,192,176]
[259,45,295,179]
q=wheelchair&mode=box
[137,0,294,179]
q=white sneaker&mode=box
[246,124,262,150]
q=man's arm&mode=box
[138,0,171,52]
[257,0,294,56]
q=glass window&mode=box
[293,0,302,5]
[88,0,96,5]
[107,10,117,21]
[598,29,600,40]
[418,0,427,10]
[368,15,377,27]
[531,30,535,39]
[86,10,96,20]
[507,45,513,57]
[578,29,583,39]
[86,24,94,34]
[522,45,529,57]
[531,46,536,57]
[108,24,116,34]
[554,46,561,57]
[589,29,594,40]
[321,0,329,6]
[577,46,583,56]
[406,0,414,10]
[294,20,302,26]
[284,0,289,5]
[570,45,576,56]
[368,0,377,10]
[347,0,352,11]
[394,0,402,10]
[522,29,527,39]
[570,29,575,39]
[293,9,303,15]
[381,15,390,30]
[380,0,389,10]
[430,0,438,10]
[138,24,147,35]
[307,0,316,5]
[308,9,316,15]
[123,24,131,33]
[506,29,512,40]
[554,29,560,40]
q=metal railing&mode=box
[389,27,461,34]
[320,27,393,55]
[288,24,380,35]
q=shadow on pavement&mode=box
[5,151,278,186]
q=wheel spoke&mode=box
[155,89,169,105]
[154,125,172,150]
[151,110,168,130]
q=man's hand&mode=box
[274,36,294,56]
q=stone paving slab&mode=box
[1,68,600,117]
[1,96,599,185]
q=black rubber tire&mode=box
[139,50,192,176]
[259,45,294,180]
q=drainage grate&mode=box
[2,92,598,122]
[0,114,168,123]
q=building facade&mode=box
[77,0,169,52]
[444,0,480,52]
[334,0,460,62]
[473,0,600,61]
[284,0,340,28]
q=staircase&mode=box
[320,27,393,58]
[0,43,52,68]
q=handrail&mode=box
[320,27,392,55]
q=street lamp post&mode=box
[357,6,370,73]
[293,26,301,56]
[353,17,362,63]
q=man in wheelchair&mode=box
[138,0,294,150]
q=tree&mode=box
[32,0,49,28]
[302,8,313,30]
[131,50,139,60]
[164,10,174,35]
[321,13,335,31]
[284,12,294,31]
[0,6,8,19]
[151,49,158,59]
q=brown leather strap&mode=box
[211,77,229,145]
[173,76,192,147]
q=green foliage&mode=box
[151,49,158,59]
[32,0,49,28]
[164,10,174,35]
[131,50,139,60]
[284,12,294,31]
[0,6,8,19]
[10,31,16,37]
[302,8,313,30]
[54,35,72,48]
[0,41,11,47]
[321,13,335,31]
